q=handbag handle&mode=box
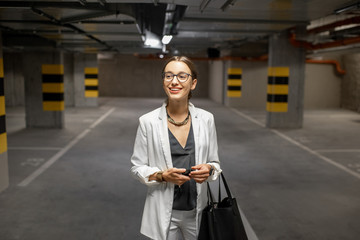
[207,172,233,204]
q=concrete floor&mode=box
[0,97,359,240]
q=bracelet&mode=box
[156,171,164,182]
[208,164,214,176]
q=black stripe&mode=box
[228,74,242,79]
[85,74,98,79]
[42,74,64,83]
[228,86,241,91]
[0,78,4,96]
[43,93,64,101]
[0,115,6,134]
[268,76,288,85]
[267,94,288,103]
[85,86,98,91]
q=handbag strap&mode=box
[219,172,233,199]
[206,182,215,206]
[208,172,233,204]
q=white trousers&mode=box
[167,209,197,240]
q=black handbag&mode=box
[198,173,248,240]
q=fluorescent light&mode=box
[144,30,162,48]
[162,35,173,44]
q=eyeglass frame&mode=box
[162,71,193,83]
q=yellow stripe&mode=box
[42,83,64,93]
[85,67,98,75]
[0,59,4,78]
[268,67,289,77]
[227,91,241,97]
[228,80,242,86]
[85,91,99,98]
[42,64,64,75]
[85,79,98,86]
[0,133,7,154]
[266,102,288,112]
[0,96,5,116]
[228,68,242,75]
[43,101,64,111]
[267,84,288,94]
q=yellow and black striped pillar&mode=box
[84,67,98,98]
[42,64,64,111]
[0,58,7,154]
[267,67,289,112]
[227,68,242,97]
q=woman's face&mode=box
[163,61,197,102]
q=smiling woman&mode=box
[130,56,222,240]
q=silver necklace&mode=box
[167,110,190,126]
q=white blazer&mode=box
[130,102,221,240]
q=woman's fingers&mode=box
[163,168,190,185]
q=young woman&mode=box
[130,56,221,240]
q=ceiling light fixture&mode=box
[162,35,173,44]
[200,0,212,13]
[221,0,237,12]
[334,1,360,14]
[144,30,162,48]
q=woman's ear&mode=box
[191,78,197,90]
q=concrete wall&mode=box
[342,53,360,112]
[98,54,209,99]
[225,61,268,110]
[211,60,342,110]
[4,52,25,106]
[208,60,224,104]
[304,63,342,109]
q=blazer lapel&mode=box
[158,102,173,169]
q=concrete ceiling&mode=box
[0,0,359,57]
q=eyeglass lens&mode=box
[163,72,190,82]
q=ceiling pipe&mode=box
[289,32,360,51]
[308,16,360,34]
[138,54,345,74]
[305,59,345,75]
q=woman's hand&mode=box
[162,168,191,186]
[189,164,211,184]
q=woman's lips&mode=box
[169,88,182,94]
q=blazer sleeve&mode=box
[130,119,161,186]
[207,114,222,181]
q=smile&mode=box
[169,88,182,93]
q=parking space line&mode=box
[17,107,115,187]
[8,147,62,151]
[230,108,360,180]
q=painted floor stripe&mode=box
[230,108,360,180]
[8,147,62,151]
[315,149,360,153]
[18,107,115,187]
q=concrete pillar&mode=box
[208,60,224,104]
[4,52,25,107]
[0,32,9,193]
[64,52,75,107]
[342,54,360,113]
[74,53,98,107]
[266,29,306,128]
[23,51,64,128]
[224,60,243,107]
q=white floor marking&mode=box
[230,108,360,180]
[8,147,62,151]
[18,108,116,187]
[315,149,360,153]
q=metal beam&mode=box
[182,17,309,25]
[31,7,117,51]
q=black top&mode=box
[168,123,197,211]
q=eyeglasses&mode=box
[162,72,193,83]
